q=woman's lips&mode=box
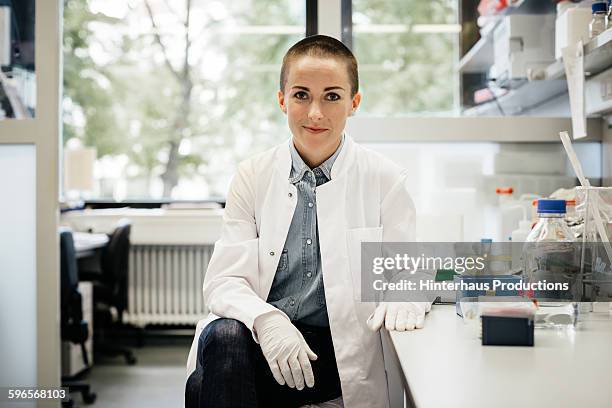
[303,126,328,134]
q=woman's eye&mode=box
[294,91,308,100]
[325,93,340,101]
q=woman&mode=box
[185,35,430,408]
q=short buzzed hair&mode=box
[280,35,359,97]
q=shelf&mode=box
[461,29,612,117]
[545,29,612,80]
[346,116,602,143]
[463,80,568,116]
[459,36,494,74]
[459,1,556,74]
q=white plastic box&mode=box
[555,6,592,60]
[490,14,556,82]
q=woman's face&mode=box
[278,55,361,161]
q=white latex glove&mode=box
[367,302,431,331]
[254,311,318,390]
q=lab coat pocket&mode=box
[346,226,383,304]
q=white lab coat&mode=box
[186,135,416,408]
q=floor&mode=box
[74,342,191,408]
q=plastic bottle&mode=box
[496,187,517,242]
[526,199,574,243]
[607,0,612,29]
[524,199,579,326]
[590,2,608,38]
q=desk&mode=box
[389,305,612,408]
[73,232,108,258]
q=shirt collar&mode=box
[289,134,345,183]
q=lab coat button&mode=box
[306,239,312,245]
[288,192,293,198]
[270,251,275,256]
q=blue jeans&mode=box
[185,318,342,408]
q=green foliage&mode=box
[63,0,125,155]
[63,0,457,198]
[353,0,457,115]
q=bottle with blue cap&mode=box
[523,199,579,325]
[526,199,574,243]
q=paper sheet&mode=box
[562,41,586,139]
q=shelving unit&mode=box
[461,24,612,117]
[459,0,553,75]
[545,28,612,81]
[458,34,494,74]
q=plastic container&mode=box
[590,2,608,38]
[555,1,595,59]
[496,187,532,242]
[575,187,612,302]
[524,199,580,327]
[608,0,612,29]
[526,199,575,243]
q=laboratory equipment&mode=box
[555,1,593,60]
[489,14,556,84]
[496,187,536,243]
[481,315,534,346]
[523,199,581,326]
[589,2,608,38]
[576,187,612,301]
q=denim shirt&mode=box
[266,136,345,327]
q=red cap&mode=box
[496,187,514,195]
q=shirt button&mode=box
[289,299,295,306]
[306,272,312,278]
[306,239,312,245]
[269,251,275,256]
[308,202,313,208]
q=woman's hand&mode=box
[254,311,318,390]
[367,302,431,331]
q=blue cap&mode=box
[593,2,607,12]
[537,199,566,214]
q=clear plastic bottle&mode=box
[526,199,574,243]
[524,200,580,327]
[590,2,608,38]
[607,0,612,30]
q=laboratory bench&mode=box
[388,304,612,408]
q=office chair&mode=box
[88,219,137,365]
[59,229,97,407]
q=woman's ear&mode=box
[351,92,362,115]
[278,90,287,114]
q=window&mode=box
[63,0,305,200]
[350,0,459,116]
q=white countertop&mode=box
[389,305,612,408]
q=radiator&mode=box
[124,245,213,327]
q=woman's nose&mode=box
[308,103,324,121]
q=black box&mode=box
[481,315,534,346]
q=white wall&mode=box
[0,145,37,402]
